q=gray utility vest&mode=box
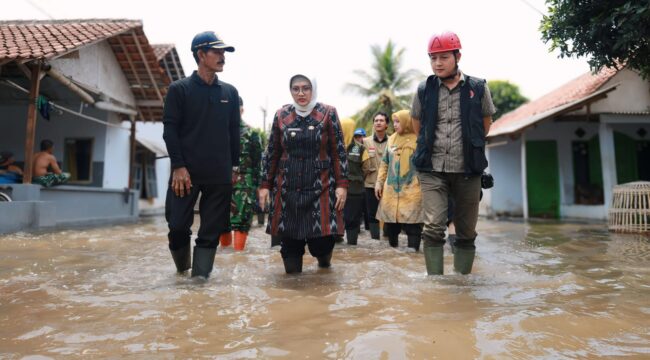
[412,74,488,175]
[346,141,365,195]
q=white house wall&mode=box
[50,41,136,107]
[484,138,523,217]
[102,114,131,189]
[588,69,650,114]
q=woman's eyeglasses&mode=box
[291,86,312,95]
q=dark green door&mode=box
[526,140,560,218]
[614,131,638,184]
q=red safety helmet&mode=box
[427,31,462,54]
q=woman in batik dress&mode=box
[259,74,348,274]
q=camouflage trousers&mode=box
[33,172,70,187]
[229,186,257,232]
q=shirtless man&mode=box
[32,139,70,187]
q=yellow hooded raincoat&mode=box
[375,110,423,224]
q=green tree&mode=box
[541,0,650,78]
[488,80,528,121]
[345,40,423,129]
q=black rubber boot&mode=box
[170,245,191,273]
[453,248,475,275]
[346,228,359,245]
[282,256,303,274]
[271,236,282,247]
[388,235,399,247]
[424,246,444,275]
[317,252,332,268]
[257,212,265,226]
[191,247,217,278]
[369,223,380,240]
[407,235,421,252]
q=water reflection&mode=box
[0,217,649,358]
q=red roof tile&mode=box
[151,43,175,61]
[488,67,620,138]
[0,19,141,63]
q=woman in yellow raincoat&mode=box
[374,110,423,250]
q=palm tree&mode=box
[345,40,423,129]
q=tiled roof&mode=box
[0,19,141,64]
[488,67,620,138]
[152,43,185,81]
[0,19,171,122]
[151,43,175,61]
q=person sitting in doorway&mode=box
[32,139,70,187]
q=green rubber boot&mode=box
[191,247,217,278]
[424,246,444,275]
[453,248,475,275]
[170,245,191,273]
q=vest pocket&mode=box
[469,137,488,173]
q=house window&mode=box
[63,138,93,183]
[572,137,603,205]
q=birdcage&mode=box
[608,181,650,233]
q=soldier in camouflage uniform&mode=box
[219,97,263,250]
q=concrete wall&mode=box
[50,41,136,107]
[0,184,138,234]
[484,138,524,217]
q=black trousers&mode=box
[344,193,365,230]
[364,187,380,224]
[165,183,232,251]
[280,236,335,259]
[383,223,423,237]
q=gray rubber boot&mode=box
[170,245,191,273]
[346,228,359,245]
[257,212,265,226]
[407,235,421,251]
[424,246,444,275]
[369,223,380,240]
[453,248,475,275]
[191,247,217,278]
[317,252,332,268]
[282,257,303,274]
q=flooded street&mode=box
[1,217,649,359]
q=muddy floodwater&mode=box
[0,217,649,359]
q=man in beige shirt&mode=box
[362,111,390,239]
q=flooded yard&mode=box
[0,217,649,359]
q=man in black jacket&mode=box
[163,31,240,278]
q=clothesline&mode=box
[0,79,130,131]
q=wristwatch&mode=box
[232,166,240,172]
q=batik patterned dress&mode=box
[261,103,348,239]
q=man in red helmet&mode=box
[410,31,496,275]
